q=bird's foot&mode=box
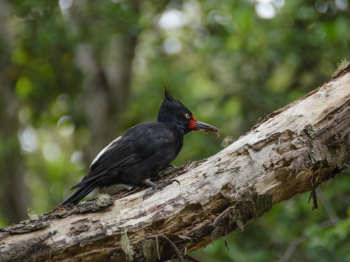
[143,179,180,200]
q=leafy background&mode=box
[0,0,350,261]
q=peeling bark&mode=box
[1,69,350,262]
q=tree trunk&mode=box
[74,1,140,165]
[0,1,32,225]
[1,67,350,262]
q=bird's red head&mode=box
[158,88,219,136]
[188,116,199,131]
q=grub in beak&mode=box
[194,121,220,138]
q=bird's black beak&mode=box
[194,121,218,132]
[189,117,220,137]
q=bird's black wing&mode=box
[71,122,174,189]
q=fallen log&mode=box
[1,65,350,262]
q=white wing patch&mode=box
[90,136,122,167]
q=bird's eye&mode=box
[185,113,190,119]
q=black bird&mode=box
[58,89,219,206]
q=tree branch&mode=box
[1,68,350,262]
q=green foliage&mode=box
[0,0,350,261]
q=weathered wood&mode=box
[1,67,350,262]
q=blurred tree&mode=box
[68,0,142,162]
[0,1,31,224]
[0,0,350,261]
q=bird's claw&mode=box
[159,179,180,187]
[172,179,180,185]
[143,179,180,200]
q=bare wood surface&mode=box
[1,67,350,262]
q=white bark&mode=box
[1,69,350,262]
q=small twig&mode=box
[277,236,307,262]
[185,254,202,262]
[158,235,184,262]
[219,191,235,205]
[178,235,192,241]
[155,235,160,260]
[49,237,56,245]
[317,188,339,225]
[308,172,318,210]
[224,230,230,252]
[307,191,313,204]
[213,206,234,226]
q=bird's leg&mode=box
[143,180,158,188]
[143,179,180,200]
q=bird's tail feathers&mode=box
[70,171,107,190]
[57,180,100,208]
